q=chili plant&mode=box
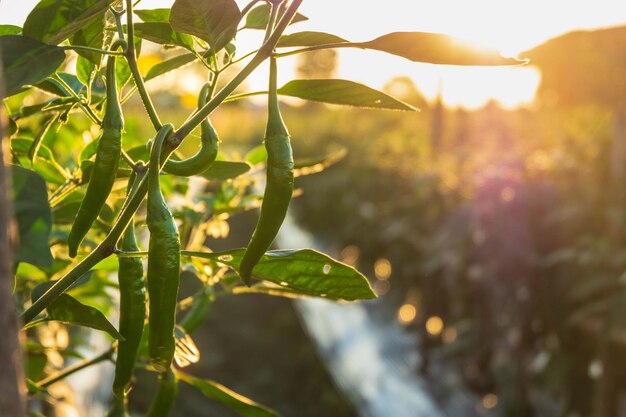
[2,0,522,415]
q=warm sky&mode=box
[2,0,626,108]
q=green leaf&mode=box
[12,138,57,163]
[31,294,123,340]
[133,22,194,50]
[11,166,54,268]
[9,118,18,137]
[196,161,251,181]
[0,35,66,96]
[170,0,241,52]
[23,0,116,45]
[134,8,171,22]
[185,249,377,301]
[293,147,347,177]
[20,97,77,118]
[36,73,84,97]
[244,4,307,30]
[278,79,417,111]
[0,25,22,35]
[145,53,197,81]
[177,371,280,417]
[76,55,96,87]
[70,15,105,66]
[277,31,347,48]
[358,32,524,66]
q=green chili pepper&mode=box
[68,51,124,258]
[146,369,178,417]
[147,123,181,372]
[239,57,294,286]
[112,171,146,399]
[163,83,219,177]
[179,285,213,334]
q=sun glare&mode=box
[2,0,624,108]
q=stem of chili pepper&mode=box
[54,74,103,126]
[35,347,114,388]
[124,0,163,132]
[171,0,304,144]
[20,0,305,326]
[240,0,264,18]
[61,45,126,57]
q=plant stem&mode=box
[61,45,125,56]
[20,0,305,326]
[240,0,264,19]
[171,0,304,145]
[273,42,357,58]
[124,0,162,132]
[36,348,114,388]
[54,74,102,126]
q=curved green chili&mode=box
[68,50,124,258]
[112,172,146,399]
[146,369,178,417]
[163,83,219,176]
[147,124,181,372]
[239,57,294,286]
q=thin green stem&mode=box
[36,348,114,388]
[121,149,140,171]
[240,0,264,18]
[224,90,268,103]
[116,250,149,258]
[125,0,162,132]
[20,0,306,326]
[264,1,281,43]
[172,0,304,145]
[54,74,102,125]
[61,45,125,56]
[273,42,357,58]
[229,49,259,66]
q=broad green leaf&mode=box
[277,31,347,48]
[358,32,524,66]
[0,25,21,35]
[243,4,307,30]
[23,0,115,45]
[177,371,280,417]
[20,97,77,118]
[70,15,105,66]
[11,166,54,268]
[146,53,198,81]
[134,8,171,22]
[185,249,377,301]
[76,55,96,87]
[134,22,194,50]
[14,155,67,185]
[196,161,251,181]
[29,294,123,340]
[294,147,347,177]
[0,35,66,96]
[12,138,57,163]
[36,73,84,97]
[170,0,241,52]
[278,79,417,111]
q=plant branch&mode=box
[36,348,114,388]
[124,0,162,132]
[21,0,306,326]
[171,0,304,145]
[61,45,125,56]
[54,74,102,126]
[273,42,357,58]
